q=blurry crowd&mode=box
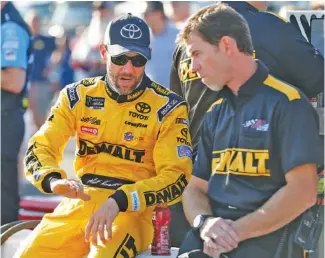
[15,0,323,178]
[16,0,324,130]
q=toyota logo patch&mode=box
[120,24,142,39]
[136,102,151,114]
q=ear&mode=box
[99,44,108,62]
[219,36,238,56]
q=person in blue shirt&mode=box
[1,1,33,225]
[27,11,56,128]
[177,3,323,258]
[144,1,179,88]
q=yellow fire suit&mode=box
[18,75,192,258]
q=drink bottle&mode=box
[151,205,171,255]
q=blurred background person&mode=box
[47,35,75,109]
[1,1,33,225]
[144,1,179,88]
[70,1,114,80]
[311,0,324,10]
[26,11,56,129]
[170,1,191,29]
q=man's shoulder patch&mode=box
[66,82,81,110]
[66,77,99,110]
[157,93,186,122]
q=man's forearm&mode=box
[233,182,316,241]
[1,68,26,93]
[183,184,212,225]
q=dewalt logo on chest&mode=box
[78,139,145,163]
[212,148,270,176]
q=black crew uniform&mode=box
[178,60,323,258]
[169,2,324,246]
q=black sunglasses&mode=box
[111,54,148,67]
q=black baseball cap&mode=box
[104,13,151,60]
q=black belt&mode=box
[80,173,134,190]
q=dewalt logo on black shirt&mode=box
[212,148,270,177]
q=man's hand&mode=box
[200,217,239,255]
[85,198,120,246]
[50,178,91,201]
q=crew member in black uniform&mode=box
[177,3,323,258]
[1,1,33,224]
[169,1,324,246]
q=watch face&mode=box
[193,214,203,228]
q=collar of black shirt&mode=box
[219,60,269,101]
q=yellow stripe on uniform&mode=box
[264,75,301,101]
[207,98,223,112]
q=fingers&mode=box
[68,180,91,201]
[105,220,112,240]
[85,217,94,242]
[220,220,240,243]
[202,217,239,253]
[91,220,99,246]
[203,238,223,258]
[76,191,91,201]
[98,222,106,244]
[211,232,235,252]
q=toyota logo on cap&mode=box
[120,24,142,39]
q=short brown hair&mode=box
[177,3,253,54]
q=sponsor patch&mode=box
[136,102,151,114]
[4,50,16,61]
[158,94,185,122]
[124,121,148,128]
[177,145,192,159]
[78,139,145,163]
[129,111,148,120]
[242,119,269,131]
[176,118,189,126]
[2,40,19,49]
[131,191,140,211]
[24,143,41,175]
[80,117,101,125]
[85,96,105,110]
[181,128,188,138]
[80,126,98,136]
[124,132,134,141]
[144,174,188,206]
[66,83,80,109]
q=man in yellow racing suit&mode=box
[15,13,192,258]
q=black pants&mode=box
[1,111,25,225]
[170,202,191,247]
[178,228,304,258]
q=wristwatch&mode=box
[193,214,213,231]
